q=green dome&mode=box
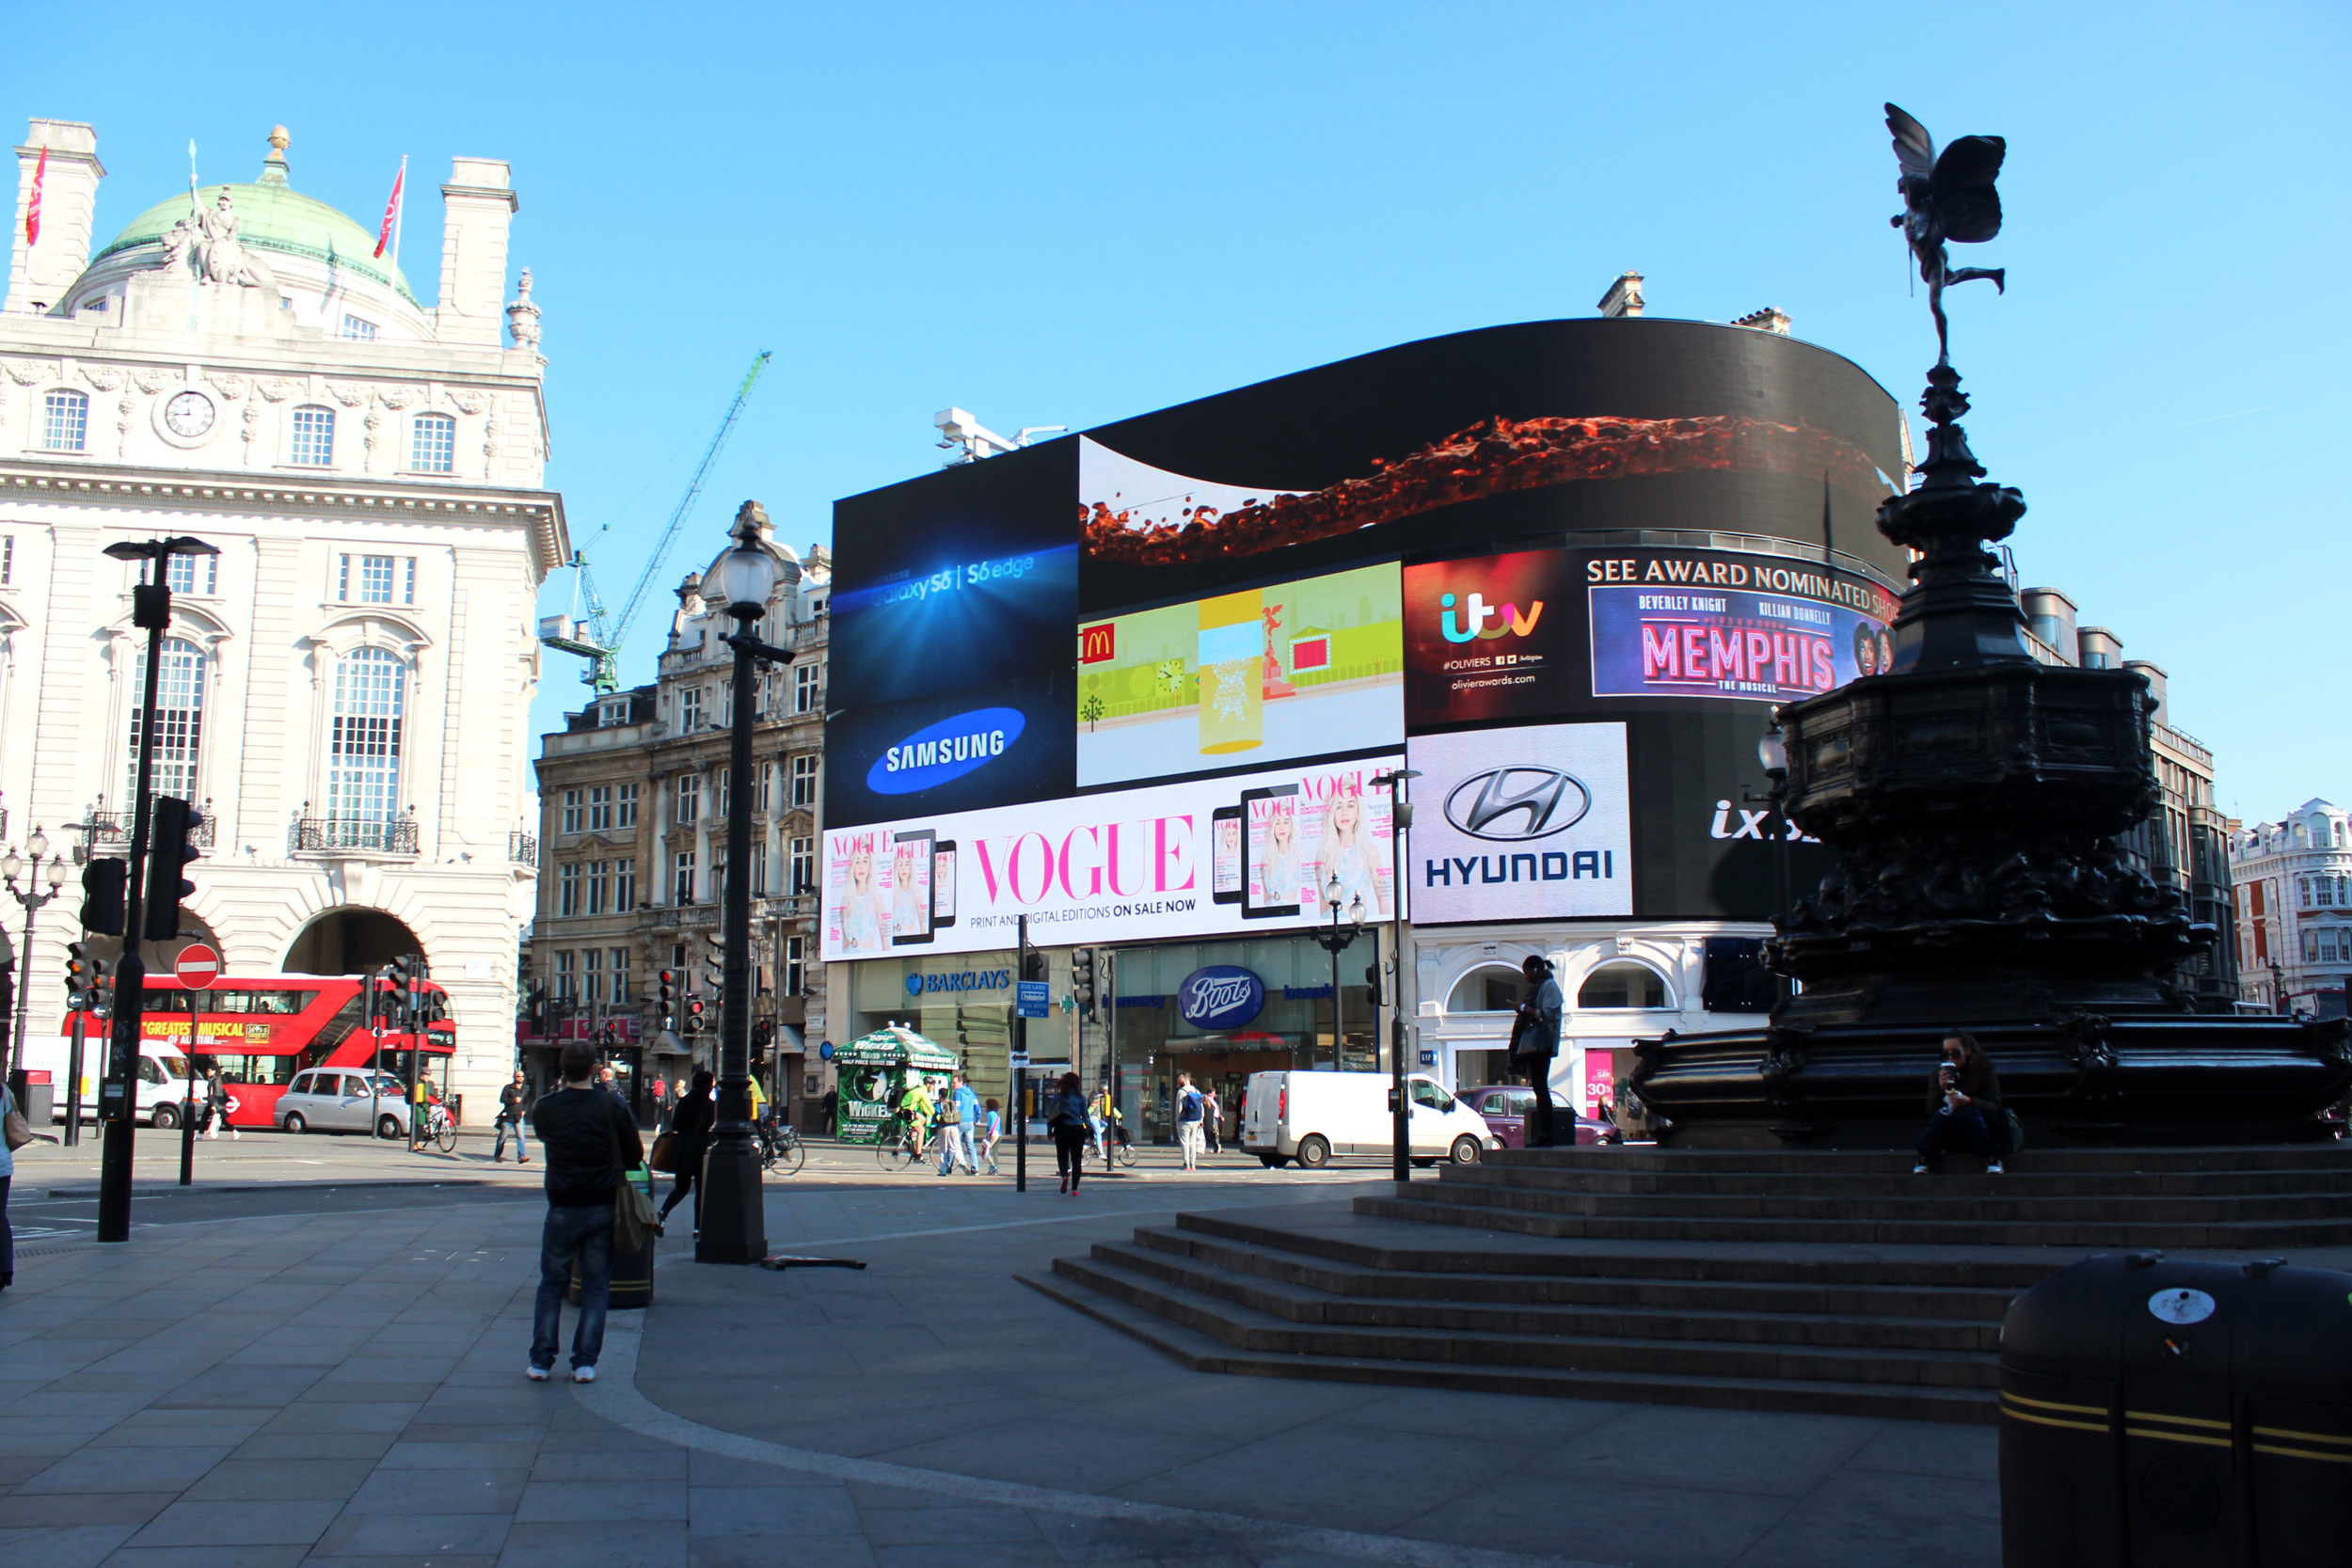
[94,178,421,308]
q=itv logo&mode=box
[1438,591,1544,644]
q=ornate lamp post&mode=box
[1756,723,1793,1007]
[1311,873,1363,1070]
[1368,768,1420,1180]
[696,501,798,1264]
[3,830,68,1079]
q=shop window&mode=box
[1446,966,1524,1013]
[1577,962,1670,1009]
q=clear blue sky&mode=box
[15,0,2346,819]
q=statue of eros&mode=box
[1886,103,2006,365]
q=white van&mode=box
[20,1048,200,1129]
[1241,1069,1498,1169]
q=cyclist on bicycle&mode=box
[898,1075,935,1161]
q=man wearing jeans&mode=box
[1174,1072,1206,1171]
[526,1042,644,1384]
[495,1069,534,1164]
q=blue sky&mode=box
[13,0,2347,818]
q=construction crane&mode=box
[540,350,773,691]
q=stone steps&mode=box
[1097,1236,2000,1353]
[1360,1190,2352,1250]
[1130,1224,2026,1322]
[1025,1148,2347,1421]
[1018,1259,1999,1426]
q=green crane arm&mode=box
[542,350,772,692]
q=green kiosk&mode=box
[833,1025,959,1145]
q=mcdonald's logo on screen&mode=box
[1079,623,1116,664]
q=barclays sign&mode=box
[867,707,1026,796]
[1176,965,1265,1031]
[904,969,1013,996]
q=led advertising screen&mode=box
[1077,319,1909,614]
[821,753,1403,961]
[830,440,1078,712]
[825,670,1076,832]
[1405,723,1633,924]
[1403,546,1901,728]
[1589,560,1899,702]
[1074,561,1402,788]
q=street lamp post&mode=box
[2,830,68,1080]
[699,501,799,1265]
[2271,958,2286,1017]
[1311,874,1363,1070]
[1368,768,1421,1182]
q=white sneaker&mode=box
[572,1365,596,1384]
[1913,1164,1930,1175]
[1986,1161,2004,1175]
[526,1365,550,1382]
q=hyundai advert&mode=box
[1404,723,1633,924]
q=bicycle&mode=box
[414,1101,456,1154]
[873,1116,924,1172]
[758,1117,806,1176]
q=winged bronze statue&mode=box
[1886,103,2005,365]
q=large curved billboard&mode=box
[827,317,1905,924]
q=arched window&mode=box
[41,388,87,451]
[410,413,455,473]
[1577,962,1670,1009]
[1447,965,1526,1013]
[291,405,336,467]
[327,648,405,832]
[127,638,206,804]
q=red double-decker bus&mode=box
[52,972,455,1130]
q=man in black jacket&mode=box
[527,1042,644,1383]
[494,1069,533,1164]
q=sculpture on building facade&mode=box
[196,191,278,292]
[1886,103,2006,367]
[505,268,543,354]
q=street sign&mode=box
[173,942,221,990]
[1009,1048,1030,1069]
[818,1040,834,1060]
[1016,981,1049,1019]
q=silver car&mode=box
[276,1069,410,1138]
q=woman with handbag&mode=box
[1046,1072,1090,1196]
[657,1069,716,1232]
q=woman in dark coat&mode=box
[660,1069,717,1229]
[1915,1030,2004,1174]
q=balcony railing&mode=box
[289,815,419,856]
[509,831,539,866]
[84,805,218,847]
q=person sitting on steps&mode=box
[1915,1029,2004,1175]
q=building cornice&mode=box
[0,458,568,578]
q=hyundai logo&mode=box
[1443,766,1592,842]
[866,706,1025,796]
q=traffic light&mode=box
[1072,947,1096,1016]
[80,857,127,936]
[1364,961,1382,1008]
[658,970,676,1030]
[66,942,99,1010]
[704,932,723,994]
[685,995,707,1035]
[142,796,204,941]
[1023,951,1047,983]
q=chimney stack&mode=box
[1733,307,1791,336]
[7,119,103,316]
[436,156,516,347]
[1597,271,1645,319]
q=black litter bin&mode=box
[2000,1251,2352,1567]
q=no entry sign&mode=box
[174,942,221,990]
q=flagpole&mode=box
[185,139,199,331]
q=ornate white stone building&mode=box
[2229,800,2352,1015]
[0,119,565,1110]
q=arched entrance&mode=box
[283,907,423,974]
[78,911,223,974]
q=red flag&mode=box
[24,146,45,245]
[373,160,403,258]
